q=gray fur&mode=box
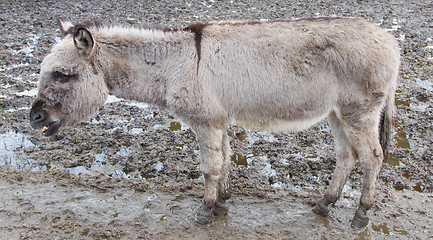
[30,17,399,228]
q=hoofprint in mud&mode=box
[29,17,399,228]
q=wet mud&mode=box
[1,0,432,239]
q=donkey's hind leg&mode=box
[193,125,228,225]
[334,107,384,228]
[345,124,384,228]
[313,111,357,217]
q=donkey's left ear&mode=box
[73,26,94,57]
[57,18,74,38]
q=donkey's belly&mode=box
[233,111,330,132]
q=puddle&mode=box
[393,122,410,149]
[401,172,411,179]
[140,172,154,179]
[234,132,248,141]
[391,180,430,193]
[169,121,181,131]
[372,222,390,234]
[384,153,402,166]
[299,141,314,148]
[231,152,262,167]
[163,121,189,132]
[170,195,185,202]
[231,152,248,167]
[371,222,409,236]
[0,131,36,169]
[412,182,432,193]
[416,96,429,103]
[393,184,408,191]
[391,226,410,235]
[394,97,410,107]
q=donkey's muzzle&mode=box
[30,100,61,136]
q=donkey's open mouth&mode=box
[38,120,61,136]
[30,116,61,136]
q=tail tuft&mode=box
[379,96,394,160]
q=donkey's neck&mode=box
[94,27,197,108]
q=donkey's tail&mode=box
[379,94,394,160]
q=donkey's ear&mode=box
[57,18,74,38]
[73,26,94,57]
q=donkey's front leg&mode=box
[212,130,232,217]
[193,125,227,225]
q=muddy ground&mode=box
[0,0,432,239]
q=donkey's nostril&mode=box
[33,113,43,121]
[30,108,47,123]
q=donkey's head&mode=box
[30,19,108,136]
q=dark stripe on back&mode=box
[183,23,207,74]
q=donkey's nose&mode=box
[30,108,46,122]
[29,101,47,128]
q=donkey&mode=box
[30,17,399,228]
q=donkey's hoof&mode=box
[194,205,214,226]
[351,216,369,228]
[212,201,229,216]
[351,208,369,228]
[313,199,330,217]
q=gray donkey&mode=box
[30,17,399,228]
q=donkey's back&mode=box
[194,18,399,132]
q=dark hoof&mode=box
[351,216,369,228]
[351,208,369,228]
[194,205,214,226]
[212,201,229,216]
[313,199,330,217]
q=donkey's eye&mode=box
[52,71,72,83]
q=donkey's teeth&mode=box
[41,125,49,132]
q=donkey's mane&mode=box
[66,16,348,36]
[61,19,177,37]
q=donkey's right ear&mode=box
[57,18,74,38]
[73,26,94,57]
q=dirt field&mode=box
[0,0,432,239]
